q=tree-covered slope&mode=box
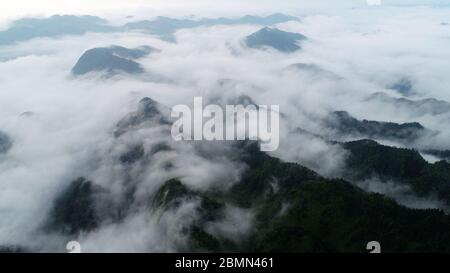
[135,141,450,252]
[36,100,450,253]
[342,140,450,205]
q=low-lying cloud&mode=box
[1,5,450,251]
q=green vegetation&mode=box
[343,139,450,204]
[327,111,426,142]
[45,178,102,235]
[152,141,450,253]
[43,140,450,252]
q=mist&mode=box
[1,3,450,251]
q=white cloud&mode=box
[1,4,450,251]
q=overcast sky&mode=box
[2,0,449,22]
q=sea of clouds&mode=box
[0,3,450,251]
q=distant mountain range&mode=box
[0,15,115,45]
[245,27,307,52]
[367,92,450,117]
[0,14,300,45]
[69,28,307,78]
[325,110,429,143]
[125,13,299,41]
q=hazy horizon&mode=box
[2,0,449,22]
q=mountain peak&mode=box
[245,27,307,53]
[71,45,156,76]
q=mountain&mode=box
[200,13,299,26]
[124,17,199,41]
[245,27,307,52]
[0,14,299,45]
[325,110,428,142]
[342,139,450,205]
[423,149,450,162]
[103,45,156,59]
[35,98,450,253]
[389,78,414,96]
[124,14,299,41]
[114,97,171,137]
[71,45,156,76]
[367,92,450,117]
[0,15,115,45]
[0,246,28,253]
[287,63,341,79]
[0,131,12,154]
[42,139,450,253]
[288,63,329,74]
[44,178,104,235]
